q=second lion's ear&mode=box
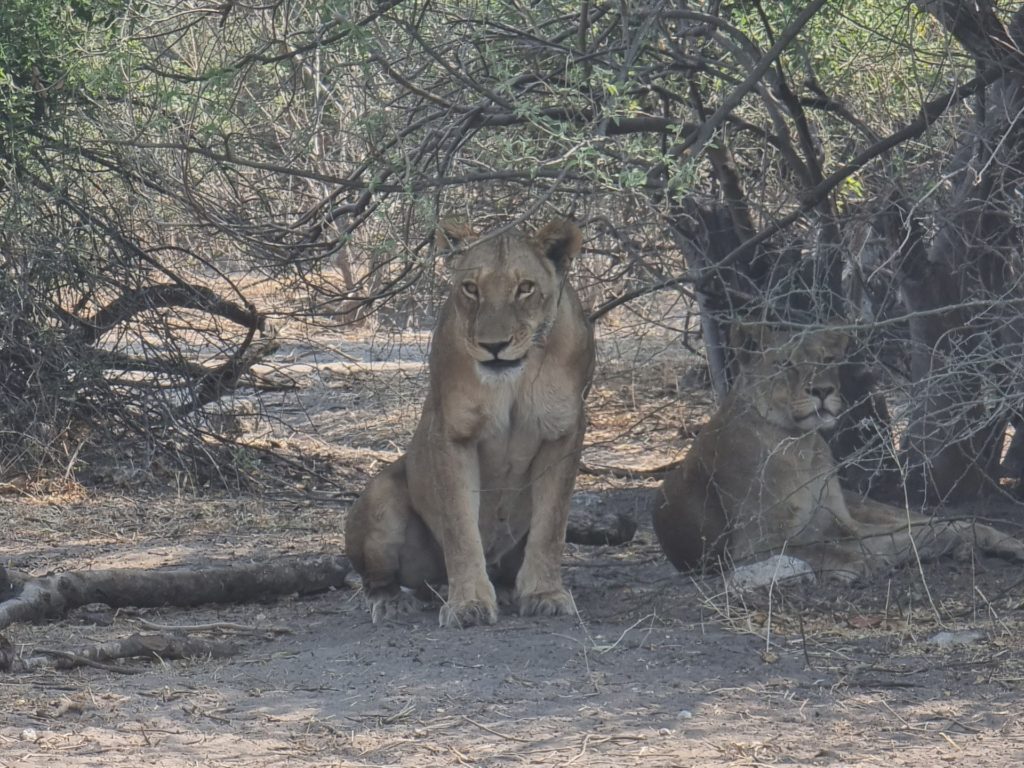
[731,322,768,367]
[435,220,477,255]
[825,328,851,356]
[737,321,774,370]
[533,219,582,273]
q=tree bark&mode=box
[894,4,1024,503]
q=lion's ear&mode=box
[533,219,583,273]
[826,328,851,355]
[435,220,476,255]
[731,322,768,367]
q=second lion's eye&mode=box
[462,281,478,298]
[517,281,535,297]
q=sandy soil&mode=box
[2,323,1024,767]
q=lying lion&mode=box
[346,219,595,627]
[652,325,1024,580]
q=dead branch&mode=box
[177,321,280,415]
[589,276,694,323]
[671,0,831,159]
[3,633,240,674]
[71,283,265,346]
[579,460,684,478]
[43,633,238,669]
[132,618,292,635]
[0,554,351,632]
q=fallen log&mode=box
[566,490,640,546]
[0,554,351,631]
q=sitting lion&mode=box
[346,219,595,627]
[652,325,1024,580]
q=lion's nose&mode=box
[480,339,512,357]
[807,385,835,401]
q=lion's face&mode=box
[438,220,582,379]
[735,326,848,432]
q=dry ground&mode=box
[2,320,1024,767]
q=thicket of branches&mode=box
[5,0,1024,509]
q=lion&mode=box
[345,218,595,627]
[651,324,1024,581]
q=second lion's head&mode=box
[732,324,849,432]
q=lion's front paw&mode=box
[821,565,865,585]
[439,597,498,628]
[518,588,575,618]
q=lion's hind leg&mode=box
[948,519,1024,562]
[834,518,1024,578]
[651,461,729,573]
[346,458,445,623]
[843,495,1024,568]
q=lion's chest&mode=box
[752,433,842,542]
[475,363,580,438]
[477,381,577,474]
[473,369,581,552]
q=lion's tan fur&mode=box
[346,219,594,626]
[652,326,1024,579]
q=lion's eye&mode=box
[517,281,535,298]
[462,281,478,299]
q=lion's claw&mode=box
[518,588,574,617]
[439,599,498,628]
[367,588,427,625]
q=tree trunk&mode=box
[895,4,1024,503]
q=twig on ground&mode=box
[132,618,293,635]
[460,715,535,743]
[591,612,657,654]
[35,649,144,675]
[7,632,240,675]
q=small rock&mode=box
[927,629,985,648]
[657,728,672,736]
[20,728,37,742]
[677,709,693,720]
[727,555,814,592]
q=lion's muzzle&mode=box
[479,357,524,374]
[794,386,841,430]
[475,337,526,374]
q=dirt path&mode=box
[2,326,1024,766]
[3,496,1023,767]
